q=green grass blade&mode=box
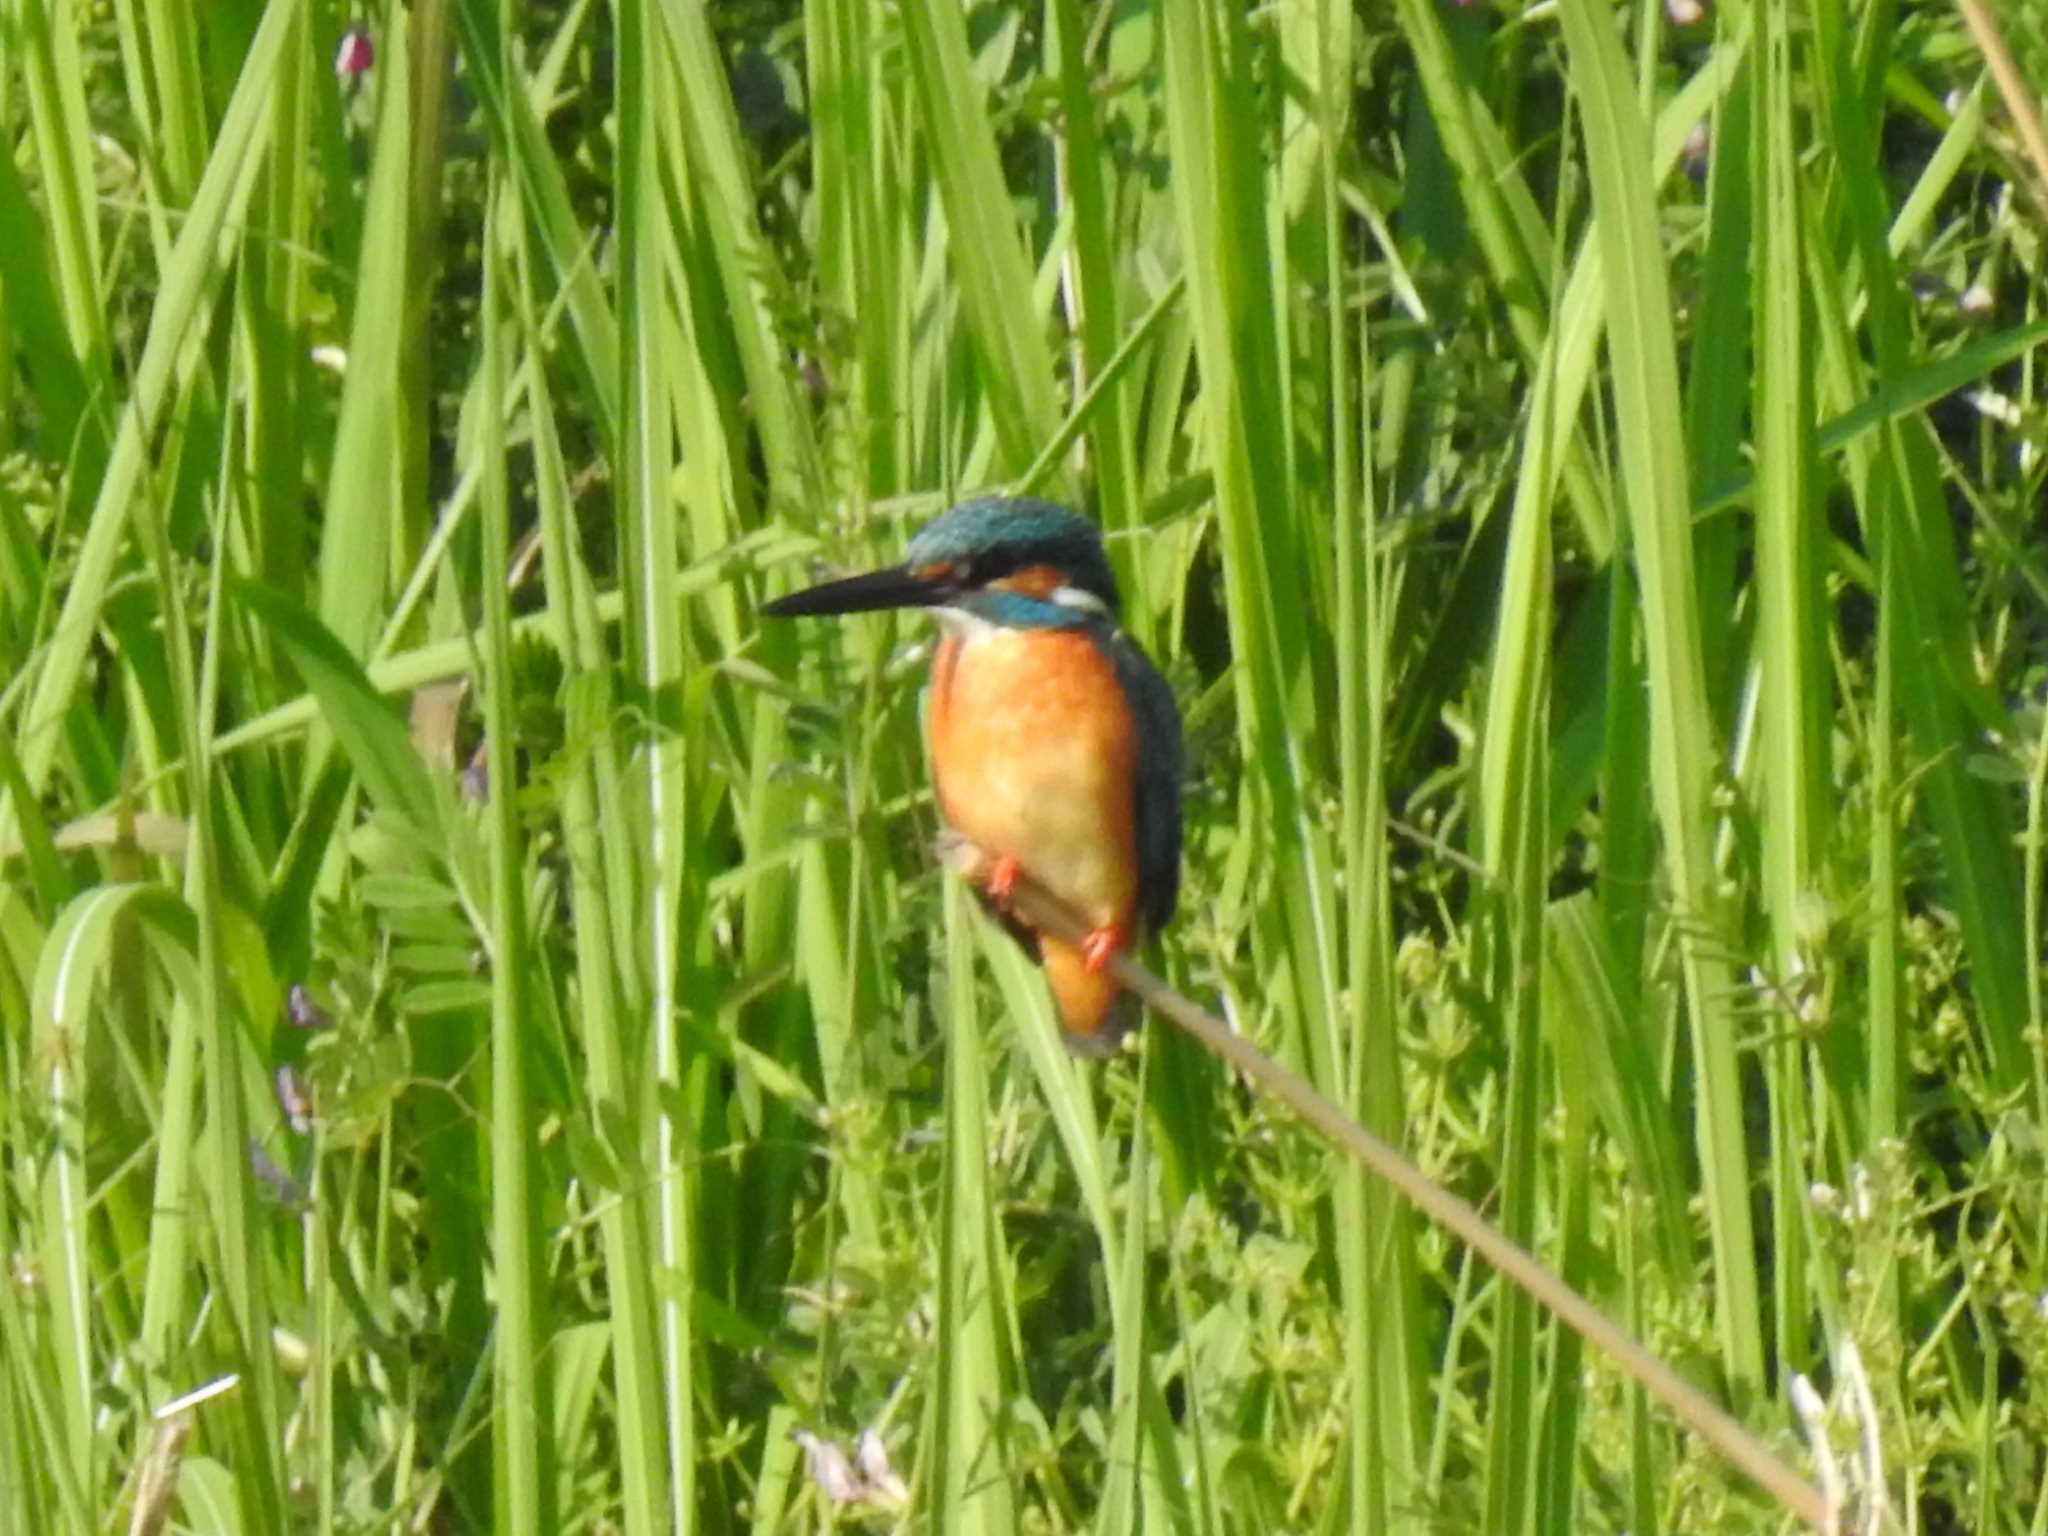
[450,0,620,446]
[927,883,1018,1536]
[319,18,414,660]
[1750,0,1826,1384]
[230,582,442,843]
[478,177,550,1536]
[900,0,1063,478]
[1808,1,2031,1091]
[14,0,105,369]
[523,199,672,1536]
[0,0,299,851]
[1558,0,1765,1406]
[614,2,696,1520]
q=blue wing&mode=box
[1105,629,1182,937]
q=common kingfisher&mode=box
[764,497,1183,1056]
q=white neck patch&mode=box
[1050,585,1110,617]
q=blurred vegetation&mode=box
[2,1,2046,1533]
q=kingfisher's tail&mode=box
[1045,939,1140,1056]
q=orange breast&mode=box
[928,626,1140,1037]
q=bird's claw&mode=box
[986,854,1021,908]
[1081,925,1124,975]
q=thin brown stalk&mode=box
[940,839,1833,1531]
[1953,0,2048,216]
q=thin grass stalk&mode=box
[1475,210,1562,1536]
[1808,0,2031,1093]
[318,16,410,660]
[1095,1047,1148,1536]
[0,69,12,459]
[0,1247,88,1532]
[133,0,206,200]
[1158,1236,1214,1536]
[1047,0,1142,607]
[34,924,94,1520]
[399,0,452,589]
[929,883,1017,1536]
[526,249,670,1534]
[1683,19,1753,726]
[1531,1071,1592,1536]
[153,392,288,1535]
[805,0,908,497]
[134,797,206,1375]
[14,0,104,368]
[1869,527,1902,1146]
[646,36,758,1510]
[785,652,890,1253]
[105,1,169,262]
[308,1131,335,1536]
[478,175,549,1536]
[615,1,695,1519]
[1950,0,2048,214]
[132,502,245,1429]
[238,4,313,626]
[648,84,741,644]
[1752,0,1824,1382]
[1012,275,1186,510]
[1322,1,1424,1527]
[1557,0,1766,1405]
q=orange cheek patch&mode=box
[992,565,1063,600]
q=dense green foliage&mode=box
[3,0,2046,1532]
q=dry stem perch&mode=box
[939,835,1834,1532]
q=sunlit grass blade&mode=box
[1557,0,1764,1406]
[1160,0,1337,1085]
[1750,0,1825,1383]
[1474,189,1562,1535]
[14,0,105,369]
[927,884,1019,1535]
[614,2,696,1521]
[319,18,414,660]
[1047,0,1142,597]
[524,192,672,1536]
[1320,7,1425,1526]
[900,0,1064,479]
[476,177,549,1536]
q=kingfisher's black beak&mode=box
[761,563,953,618]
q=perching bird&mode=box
[764,497,1182,1055]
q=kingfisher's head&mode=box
[761,497,1121,625]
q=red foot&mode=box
[986,854,1021,907]
[1081,925,1125,975]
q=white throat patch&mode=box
[931,605,998,640]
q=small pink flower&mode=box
[335,26,373,79]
